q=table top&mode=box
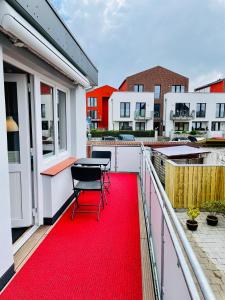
[75,158,110,166]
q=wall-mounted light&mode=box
[6,116,19,132]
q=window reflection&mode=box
[5,82,20,163]
[57,90,67,151]
[41,83,55,157]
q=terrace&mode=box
[1,143,215,299]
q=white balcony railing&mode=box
[170,110,195,120]
[90,142,215,300]
[134,110,153,120]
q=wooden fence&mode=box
[165,160,225,208]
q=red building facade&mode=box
[86,85,117,129]
[195,79,225,93]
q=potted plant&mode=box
[203,200,225,226]
[186,208,200,231]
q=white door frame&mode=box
[5,73,33,228]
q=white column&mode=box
[70,84,87,158]
[0,46,14,280]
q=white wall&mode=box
[0,46,14,278]
[108,92,154,130]
[164,92,225,137]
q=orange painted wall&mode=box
[210,81,225,92]
[86,85,117,129]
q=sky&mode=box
[51,0,225,91]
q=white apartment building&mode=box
[108,92,154,131]
[164,92,225,137]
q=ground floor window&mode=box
[211,122,221,131]
[192,122,208,131]
[174,122,189,131]
[90,122,97,129]
[135,122,145,131]
[119,122,132,130]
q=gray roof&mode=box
[153,145,210,157]
[6,0,98,85]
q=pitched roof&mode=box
[194,79,225,91]
[119,65,188,88]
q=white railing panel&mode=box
[116,146,140,172]
[163,222,191,300]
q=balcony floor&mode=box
[1,173,154,300]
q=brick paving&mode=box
[177,211,225,299]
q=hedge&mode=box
[89,130,155,138]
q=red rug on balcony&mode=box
[1,173,142,300]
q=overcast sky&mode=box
[51,0,225,90]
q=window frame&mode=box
[211,122,221,131]
[154,85,161,99]
[174,122,189,131]
[175,103,190,116]
[196,103,206,118]
[135,122,145,131]
[40,78,70,161]
[88,97,97,107]
[120,102,130,118]
[133,84,144,92]
[171,85,185,93]
[216,103,225,118]
[154,104,160,118]
[136,102,146,117]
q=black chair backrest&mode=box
[71,166,101,182]
[91,150,111,160]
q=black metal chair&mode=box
[91,150,112,189]
[71,165,105,221]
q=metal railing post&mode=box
[160,211,165,299]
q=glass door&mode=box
[4,74,33,228]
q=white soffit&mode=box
[0,1,90,88]
[153,145,210,157]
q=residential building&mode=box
[86,85,117,129]
[195,78,225,93]
[0,0,97,290]
[119,66,189,134]
[164,92,225,137]
[108,92,154,131]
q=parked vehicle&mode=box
[171,137,189,142]
[118,134,135,141]
[102,136,116,141]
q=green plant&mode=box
[89,130,155,138]
[189,130,197,135]
[187,208,200,220]
[203,200,225,216]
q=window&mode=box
[154,85,161,99]
[88,97,97,107]
[174,122,189,131]
[90,122,97,130]
[88,110,97,119]
[41,83,55,157]
[41,104,46,118]
[196,103,206,118]
[175,103,190,116]
[171,85,185,93]
[192,122,207,131]
[135,102,146,117]
[57,90,67,151]
[216,103,225,118]
[119,122,131,130]
[154,104,160,118]
[211,122,221,131]
[133,84,144,92]
[120,102,130,117]
[135,122,145,131]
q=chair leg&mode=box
[103,188,108,205]
[71,200,77,220]
[97,191,102,222]
[100,190,104,209]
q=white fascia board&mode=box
[0,1,90,88]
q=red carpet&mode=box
[1,173,142,300]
